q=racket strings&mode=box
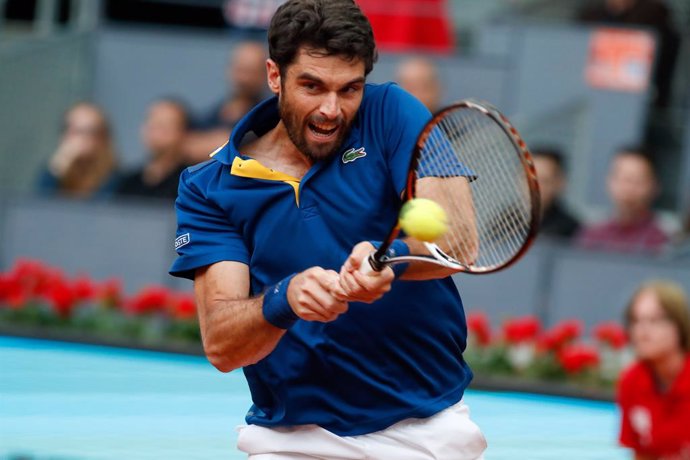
[419,124,476,263]
[455,112,530,267]
[442,113,524,265]
[416,107,533,270]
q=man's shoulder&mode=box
[543,202,580,234]
[179,158,226,191]
[120,167,145,181]
[359,82,426,129]
[363,82,407,105]
[579,219,615,238]
[645,218,668,239]
[186,158,218,174]
[116,168,145,193]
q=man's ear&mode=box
[266,59,281,95]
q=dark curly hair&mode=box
[268,0,377,77]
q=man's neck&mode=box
[244,121,313,179]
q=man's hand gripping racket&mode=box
[361,99,541,276]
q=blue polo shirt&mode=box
[170,83,472,436]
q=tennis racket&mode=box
[363,99,540,275]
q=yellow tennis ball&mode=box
[399,198,448,242]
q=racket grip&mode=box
[359,253,380,274]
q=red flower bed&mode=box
[464,312,628,385]
[1,260,630,388]
[558,343,600,374]
[538,319,583,353]
[503,315,541,344]
[467,311,492,346]
[593,322,627,350]
[0,259,199,344]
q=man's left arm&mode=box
[379,84,479,281]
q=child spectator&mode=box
[618,280,690,459]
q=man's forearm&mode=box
[398,238,463,280]
[199,295,286,372]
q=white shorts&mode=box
[236,400,487,459]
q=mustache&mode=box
[308,114,344,126]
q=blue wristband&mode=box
[262,274,299,329]
[370,239,410,278]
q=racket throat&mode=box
[383,243,469,271]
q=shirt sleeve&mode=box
[169,167,249,280]
[619,406,638,449]
[617,373,640,450]
[380,84,432,195]
[379,84,476,194]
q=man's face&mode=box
[607,154,657,217]
[396,58,440,112]
[268,48,366,162]
[228,43,267,99]
[142,102,186,157]
[533,156,564,212]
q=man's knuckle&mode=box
[296,293,309,305]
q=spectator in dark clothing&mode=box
[116,99,189,201]
[576,146,668,254]
[533,148,581,239]
[38,102,120,199]
[184,41,268,164]
[578,0,680,107]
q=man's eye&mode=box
[343,86,362,95]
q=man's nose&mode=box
[319,93,340,120]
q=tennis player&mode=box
[170,0,486,458]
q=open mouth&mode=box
[308,122,339,139]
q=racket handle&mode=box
[359,253,383,274]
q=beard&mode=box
[278,92,353,163]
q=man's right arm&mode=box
[195,261,348,372]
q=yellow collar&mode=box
[230,156,301,205]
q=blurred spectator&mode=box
[618,280,690,458]
[38,103,120,199]
[116,99,189,201]
[396,57,442,112]
[184,41,268,163]
[532,148,581,239]
[223,0,285,35]
[576,147,668,254]
[578,0,680,107]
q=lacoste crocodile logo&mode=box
[341,147,367,164]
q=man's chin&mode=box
[303,140,342,162]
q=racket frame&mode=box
[368,99,541,274]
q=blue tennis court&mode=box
[1,337,627,459]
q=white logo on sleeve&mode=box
[175,233,191,250]
[630,406,652,446]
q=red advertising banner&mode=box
[585,28,656,92]
[357,0,454,54]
